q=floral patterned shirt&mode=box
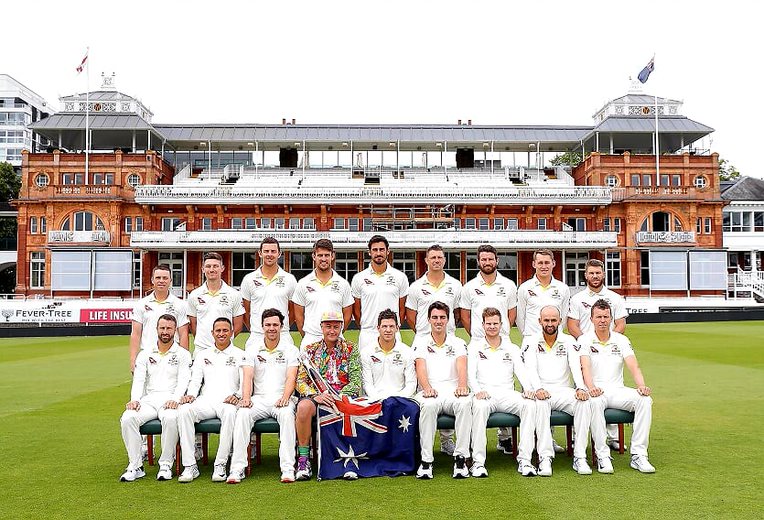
[296,338,361,397]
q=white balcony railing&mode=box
[131,229,618,250]
[134,184,612,205]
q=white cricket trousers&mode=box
[178,398,237,467]
[471,391,541,465]
[120,393,178,470]
[416,392,472,463]
[230,397,297,474]
[535,386,593,459]
[590,386,652,457]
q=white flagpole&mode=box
[654,93,659,186]
[85,47,90,185]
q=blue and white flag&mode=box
[317,395,420,480]
[637,56,654,84]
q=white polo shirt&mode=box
[460,272,518,340]
[240,266,297,335]
[405,272,462,336]
[412,333,468,393]
[131,292,189,352]
[244,337,300,398]
[187,281,245,352]
[516,276,570,337]
[577,331,635,388]
[351,264,409,331]
[187,344,246,401]
[291,270,353,338]
[467,337,532,394]
[360,340,416,400]
[131,343,192,402]
[568,286,628,336]
[521,332,584,390]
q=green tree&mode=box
[550,151,583,167]
[718,158,740,181]
[0,161,21,202]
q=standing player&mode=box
[177,317,246,483]
[404,244,462,455]
[360,309,416,401]
[227,308,299,484]
[579,299,655,473]
[469,307,543,478]
[413,302,472,480]
[567,258,628,449]
[459,244,517,340]
[294,311,361,481]
[187,252,245,353]
[240,237,297,347]
[522,306,594,476]
[351,235,409,350]
[129,264,189,373]
[119,314,191,482]
[516,249,570,339]
[292,239,354,349]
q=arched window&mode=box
[639,211,684,232]
[61,211,105,231]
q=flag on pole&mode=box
[637,56,654,84]
[76,50,89,74]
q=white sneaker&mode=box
[572,457,593,475]
[452,456,469,479]
[280,469,295,483]
[597,456,614,474]
[470,464,488,478]
[416,462,433,479]
[211,464,227,482]
[537,456,553,477]
[608,438,627,451]
[295,456,312,481]
[119,467,146,482]
[552,439,565,454]
[156,464,172,481]
[178,465,200,483]
[226,469,245,484]
[630,455,656,473]
[517,460,537,477]
[440,436,456,456]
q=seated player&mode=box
[177,317,245,482]
[119,314,191,482]
[413,302,472,480]
[579,299,655,473]
[360,309,416,401]
[294,310,361,481]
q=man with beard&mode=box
[522,306,594,476]
[120,314,191,482]
[292,239,354,348]
[351,235,409,350]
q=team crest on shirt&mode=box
[555,345,566,357]
[502,353,512,363]
[528,290,538,298]
[385,276,396,286]
[611,345,621,356]
[219,294,230,307]
[478,351,488,360]
[392,353,403,366]
[166,304,176,315]
[370,355,382,363]
[275,351,286,363]
[497,287,506,297]
[148,356,157,364]
[275,278,286,288]
[551,290,561,299]
[445,345,456,357]
[225,356,237,366]
[168,355,179,366]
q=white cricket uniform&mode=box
[178,345,246,467]
[360,340,416,400]
[516,276,570,337]
[568,287,628,336]
[521,332,592,459]
[131,292,189,352]
[578,331,652,458]
[413,334,472,462]
[405,272,462,337]
[187,282,245,353]
[351,264,409,346]
[120,343,191,470]
[230,338,300,474]
[468,337,545,465]
[460,272,518,340]
[291,270,353,348]
[240,266,297,346]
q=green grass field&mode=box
[1,322,762,519]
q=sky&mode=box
[4,0,762,177]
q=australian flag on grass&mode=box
[317,395,420,480]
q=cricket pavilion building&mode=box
[14,77,727,303]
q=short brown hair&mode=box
[260,237,281,252]
[152,264,172,276]
[533,249,554,261]
[203,252,224,264]
[427,301,450,318]
[586,259,605,270]
[313,239,334,253]
[377,308,398,326]
[477,244,497,258]
[591,298,612,317]
[481,307,502,322]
